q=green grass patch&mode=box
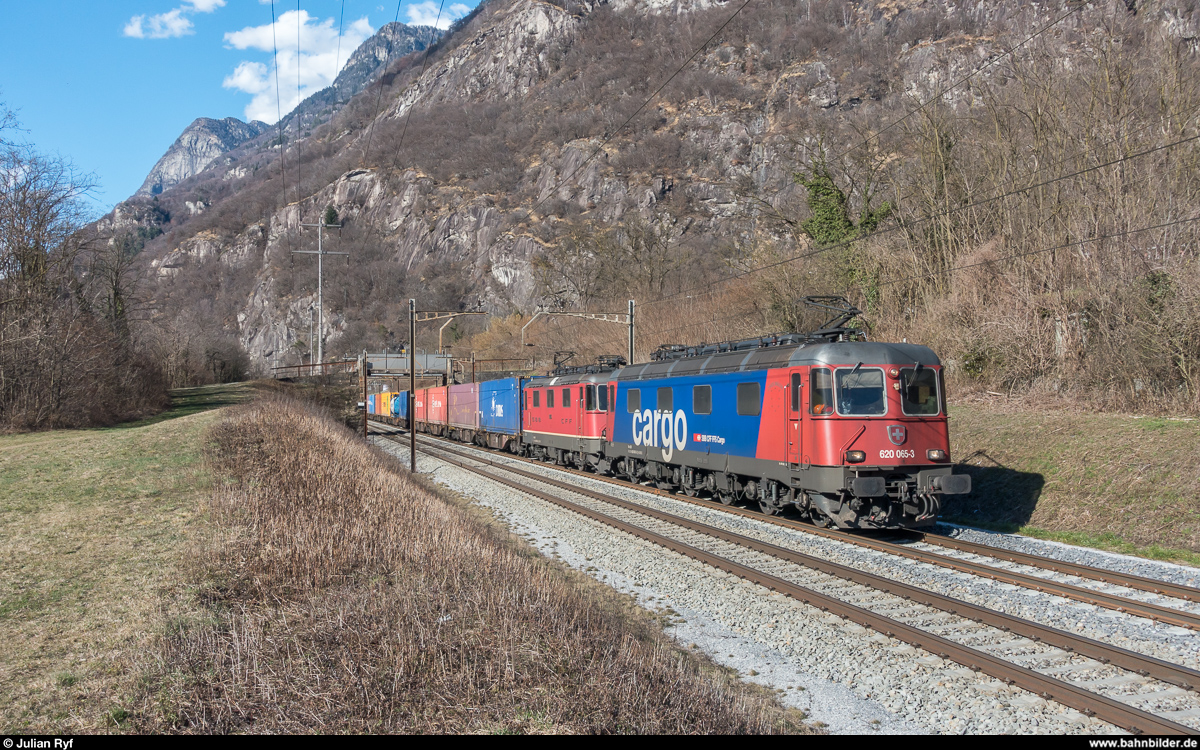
[0,399,221,732]
[945,404,1200,563]
[110,382,259,429]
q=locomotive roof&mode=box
[525,371,614,387]
[616,340,940,380]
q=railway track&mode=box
[371,423,1200,734]
[368,420,1200,630]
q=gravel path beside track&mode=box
[376,436,1130,734]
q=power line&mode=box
[334,0,346,86]
[392,0,448,165]
[649,6,1081,307]
[296,0,303,208]
[616,117,1200,317]
[361,0,408,167]
[862,213,1200,293]
[271,0,287,215]
[573,214,1200,354]
[538,4,1082,340]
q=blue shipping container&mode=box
[479,377,521,435]
[368,394,376,415]
[392,393,406,419]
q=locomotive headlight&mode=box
[846,450,866,464]
[888,367,900,379]
[927,449,947,461]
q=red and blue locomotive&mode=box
[392,298,970,530]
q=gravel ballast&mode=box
[376,436,1140,734]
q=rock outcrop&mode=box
[137,117,268,197]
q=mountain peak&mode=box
[137,116,268,197]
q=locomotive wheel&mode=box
[758,499,779,516]
[717,491,735,506]
[682,485,697,497]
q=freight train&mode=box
[369,298,970,530]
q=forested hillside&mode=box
[96,0,1200,413]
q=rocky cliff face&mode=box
[137,117,268,197]
[102,0,1200,374]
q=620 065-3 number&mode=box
[879,449,915,460]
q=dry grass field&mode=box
[129,396,808,733]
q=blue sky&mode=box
[0,1,478,215]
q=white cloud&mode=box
[222,61,271,95]
[405,1,471,30]
[223,11,375,123]
[123,1,225,39]
[124,9,192,39]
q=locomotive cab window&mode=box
[532,390,540,408]
[836,367,887,416]
[736,382,761,416]
[627,388,640,413]
[693,385,711,415]
[810,368,833,415]
[598,383,609,412]
[790,373,802,412]
[900,367,940,415]
[657,387,672,412]
[586,385,597,411]
[547,389,554,408]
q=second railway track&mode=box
[373,423,1200,734]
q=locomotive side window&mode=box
[790,373,802,412]
[693,385,711,415]
[810,368,833,415]
[657,387,672,412]
[598,383,609,412]
[736,382,761,416]
[900,367,940,415]
[562,388,571,407]
[627,388,641,413]
[547,389,555,408]
[835,368,887,415]
[532,390,540,408]
[938,369,947,414]
[586,384,597,411]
